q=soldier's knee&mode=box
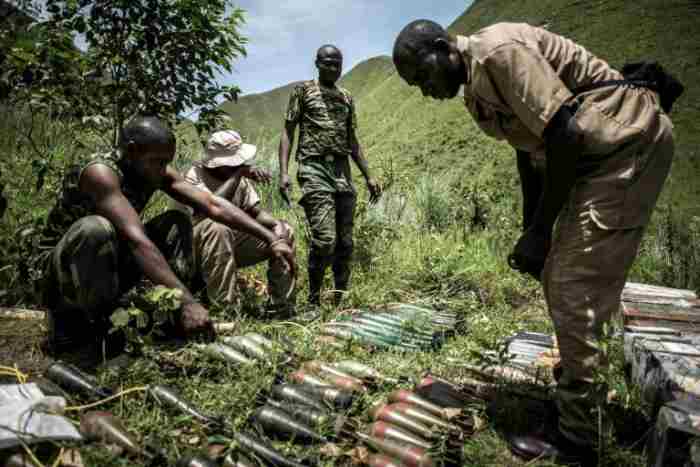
[314,235,336,257]
[72,215,118,247]
[336,236,353,256]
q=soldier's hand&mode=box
[367,177,382,204]
[511,227,550,281]
[270,239,296,277]
[241,166,272,184]
[273,221,294,244]
[279,174,292,193]
[181,302,215,339]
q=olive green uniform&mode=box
[36,152,194,344]
[457,23,674,445]
[285,79,358,300]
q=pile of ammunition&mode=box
[320,304,457,352]
[199,333,293,367]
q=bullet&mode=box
[369,403,437,440]
[221,336,268,361]
[269,384,327,411]
[387,390,452,419]
[80,411,150,459]
[356,432,435,467]
[233,431,306,467]
[148,384,223,428]
[45,361,112,400]
[368,421,433,449]
[253,405,327,443]
[176,455,218,467]
[333,361,399,384]
[200,343,254,366]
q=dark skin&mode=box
[278,46,382,204]
[80,141,296,338]
[394,34,583,277]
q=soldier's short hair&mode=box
[393,19,448,62]
[118,116,175,149]
[316,44,343,61]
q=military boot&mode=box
[332,261,351,307]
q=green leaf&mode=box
[110,308,131,329]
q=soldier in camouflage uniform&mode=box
[37,116,295,353]
[278,45,381,306]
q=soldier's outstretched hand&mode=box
[367,177,382,204]
[270,239,297,277]
[242,166,273,184]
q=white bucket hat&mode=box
[201,130,257,168]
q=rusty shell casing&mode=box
[221,453,257,467]
[202,343,254,365]
[370,403,437,440]
[387,403,459,432]
[368,421,433,449]
[45,361,113,400]
[79,411,145,458]
[388,390,451,419]
[269,384,327,411]
[367,453,409,467]
[356,432,435,467]
[233,431,306,467]
[253,405,327,443]
[176,455,218,467]
[332,361,397,384]
[148,384,222,427]
[221,336,268,361]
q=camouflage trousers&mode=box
[299,189,356,295]
[192,218,296,309]
[543,113,674,446]
[45,210,194,326]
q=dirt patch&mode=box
[0,313,48,375]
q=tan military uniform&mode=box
[181,165,295,308]
[458,23,674,445]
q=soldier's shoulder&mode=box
[468,22,536,59]
[337,85,353,99]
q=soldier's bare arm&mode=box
[349,129,382,203]
[164,168,296,275]
[278,121,297,194]
[80,164,211,335]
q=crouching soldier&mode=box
[37,116,295,353]
[178,130,296,315]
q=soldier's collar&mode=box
[455,35,472,86]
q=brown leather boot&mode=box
[507,430,597,466]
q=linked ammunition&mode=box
[253,405,327,443]
[148,384,223,427]
[356,432,435,467]
[45,362,113,400]
[368,421,433,449]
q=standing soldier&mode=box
[278,45,381,306]
[393,20,680,463]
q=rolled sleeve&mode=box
[484,43,572,138]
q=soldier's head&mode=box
[315,45,343,85]
[393,19,464,100]
[118,115,176,186]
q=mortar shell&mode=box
[333,361,398,384]
[221,336,268,361]
[176,455,218,467]
[388,390,450,419]
[243,333,276,350]
[299,383,354,410]
[370,403,437,440]
[233,431,306,467]
[356,432,435,467]
[270,384,327,411]
[254,405,327,443]
[288,370,329,387]
[301,360,362,382]
[265,398,330,428]
[368,421,433,449]
[221,453,257,467]
[80,411,146,458]
[148,384,222,427]
[386,403,460,432]
[46,361,112,400]
[367,454,409,467]
[201,343,254,365]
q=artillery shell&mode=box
[386,403,460,432]
[233,431,306,467]
[221,336,268,361]
[176,455,218,467]
[265,398,330,428]
[368,421,433,449]
[370,403,437,440]
[288,370,329,387]
[148,384,222,427]
[45,361,112,400]
[243,333,276,350]
[301,360,363,384]
[253,405,327,443]
[292,368,367,393]
[270,384,327,411]
[201,343,254,365]
[367,454,408,467]
[297,383,354,410]
[80,411,147,458]
[333,361,399,384]
[388,390,454,419]
[356,432,435,467]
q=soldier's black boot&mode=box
[46,308,83,355]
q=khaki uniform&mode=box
[285,79,358,294]
[181,165,296,308]
[458,23,674,445]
